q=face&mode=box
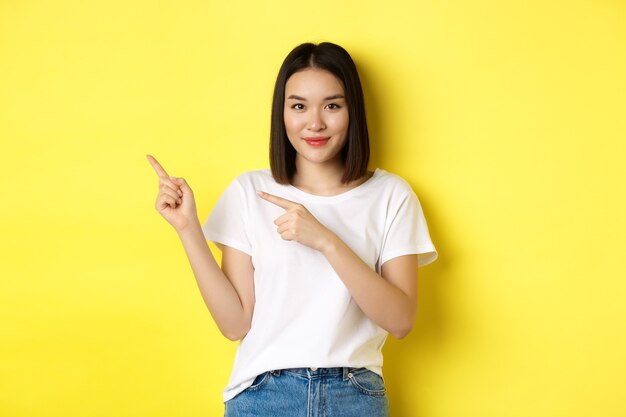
[283,68,349,168]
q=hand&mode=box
[257,191,336,252]
[146,154,198,232]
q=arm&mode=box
[257,191,418,339]
[147,154,254,341]
[322,240,418,339]
[177,222,255,341]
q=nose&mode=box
[307,110,326,131]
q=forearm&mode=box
[176,221,250,340]
[256,191,417,338]
[322,235,416,339]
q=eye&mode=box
[325,103,342,110]
[291,103,305,110]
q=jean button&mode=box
[310,367,318,371]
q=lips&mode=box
[303,137,330,147]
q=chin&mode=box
[303,154,342,165]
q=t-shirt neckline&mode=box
[284,168,383,203]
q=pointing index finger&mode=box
[257,191,298,210]
[146,154,170,178]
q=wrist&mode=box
[176,218,202,239]
[319,231,341,256]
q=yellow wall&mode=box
[1,1,625,416]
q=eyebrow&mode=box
[286,94,345,101]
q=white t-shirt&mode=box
[202,168,437,402]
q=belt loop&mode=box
[342,367,350,381]
[270,369,282,376]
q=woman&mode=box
[147,42,437,416]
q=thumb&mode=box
[170,176,193,193]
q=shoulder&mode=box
[230,169,275,189]
[213,170,275,210]
[373,169,416,198]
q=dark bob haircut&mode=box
[269,42,370,184]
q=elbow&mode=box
[222,331,242,342]
[221,323,251,342]
[389,316,415,340]
[391,325,412,340]
[222,328,247,342]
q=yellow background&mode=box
[1,0,625,416]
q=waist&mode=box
[273,367,371,379]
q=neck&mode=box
[291,156,346,196]
[291,155,373,196]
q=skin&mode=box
[283,68,349,194]
[147,68,419,340]
[147,155,254,340]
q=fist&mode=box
[147,154,198,232]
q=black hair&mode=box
[269,42,370,184]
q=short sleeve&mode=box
[201,178,252,255]
[379,189,438,268]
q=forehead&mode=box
[285,68,345,95]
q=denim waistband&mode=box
[271,367,367,380]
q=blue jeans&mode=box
[224,367,389,417]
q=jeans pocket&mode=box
[245,371,271,392]
[347,368,387,397]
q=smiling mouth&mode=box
[303,137,330,147]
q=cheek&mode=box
[331,113,349,135]
[283,112,302,136]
